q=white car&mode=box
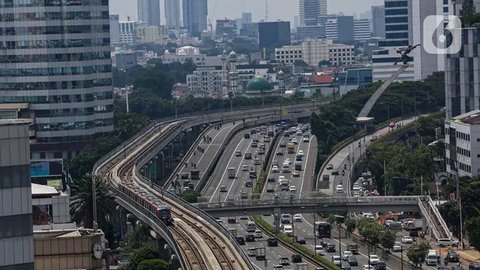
[272,165,279,173]
[297,150,304,157]
[293,214,303,222]
[291,138,298,144]
[290,186,296,192]
[363,265,374,270]
[342,251,353,261]
[332,255,342,266]
[273,265,284,270]
[315,245,326,256]
[368,255,380,265]
[392,242,402,252]
[402,235,414,244]
[242,165,249,171]
[293,170,300,177]
[254,229,263,238]
[247,247,256,256]
[336,185,344,193]
[283,225,293,236]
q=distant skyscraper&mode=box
[299,0,327,26]
[165,0,181,29]
[371,6,385,38]
[110,15,121,45]
[325,16,354,44]
[258,21,291,59]
[242,12,253,25]
[354,19,371,41]
[138,0,161,26]
[183,0,208,37]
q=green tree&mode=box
[357,218,382,245]
[379,229,396,251]
[180,189,201,203]
[466,216,480,251]
[460,0,476,27]
[134,71,174,100]
[124,223,152,251]
[126,245,162,270]
[70,175,116,229]
[345,218,357,234]
[137,259,169,270]
[406,242,430,267]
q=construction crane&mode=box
[265,0,269,21]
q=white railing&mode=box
[417,197,441,240]
[427,197,453,239]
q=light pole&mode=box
[335,215,345,259]
[454,161,464,249]
[400,245,404,270]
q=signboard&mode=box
[47,179,62,190]
[30,159,63,177]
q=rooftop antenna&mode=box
[265,0,268,21]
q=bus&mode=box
[315,221,332,238]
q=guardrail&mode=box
[417,197,441,240]
[427,197,453,239]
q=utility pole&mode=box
[92,174,98,231]
[401,245,404,270]
[456,167,464,249]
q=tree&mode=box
[124,223,152,251]
[138,259,169,270]
[406,242,430,267]
[126,245,162,270]
[294,60,309,67]
[70,175,116,229]
[460,0,476,27]
[357,218,382,245]
[133,71,174,100]
[380,229,396,251]
[345,218,357,234]
[180,189,201,203]
[466,216,480,251]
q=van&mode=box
[246,221,257,232]
[283,225,293,236]
[425,250,438,266]
[437,238,454,247]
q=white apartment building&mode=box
[445,110,480,178]
[275,40,354,66]
[329,44,355,66]
[186,67,227,97]
[120,21,137,46]
[274,45,303,64]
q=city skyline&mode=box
[111,0,383,23]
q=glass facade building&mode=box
[0,0,114,159]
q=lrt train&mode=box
[118,182,173,225]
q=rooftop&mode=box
[32,183,59,197]
[453,109,480,125]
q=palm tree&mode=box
[70,174,116,228]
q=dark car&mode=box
[267,238,278,246]
[227,217,236,224]
[447,251,460,263]
[296,236,306,244]
[245,234,255,242]
[347,255,358,266]
[326,242,336,252]
[341,262,351,270]
[374,262,386,270]
[470,263,480,270]
[236,236,245,245]
[268,176,276,182]
[291,254,302,263]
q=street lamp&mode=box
[335,215,345,259]
[454,160,464,249]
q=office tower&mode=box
[325,16,354,44]
[372,0,451,82]
[0,0,114,159]
[0,119,34,270]
[258,21,291,59]
[138,0,161,26]
[242,13,253,25]
[371,6,385,38]
[216,19,237,39]
[120,21,137,46]
[165,0,181,29]
[183,0,208,37]
[354,19,372,42]
[110,15,121,45]
[299,0,327,26]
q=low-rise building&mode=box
[274,45,303,65]
[135,23,168,43]
[328,44,355,66]
[275,40,354,66]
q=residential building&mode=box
[371,6,385,38]
[299,0,327,26]
[138,0,161,26]
[183,0,208,37]
[258,21,291,59]
[325,16,354,44]
[187,66,227,98]
[275,45,304,65]
[110,15,121,45]
[275,40,353,66]
[136,23,168,43]
[242,13,253,25]
[302,39,331,66]
[0,119,34,270]
[445,27,480,118]
[329,44,355,66]
[165,0,181,30]
[240,22,259,38]
[120,21,137,46]
[0,0,114,160]
[354,19,372,42]
[445,110,480,178]
[372,0,451,82]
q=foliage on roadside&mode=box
[180,189,201,203]
[406,242,430,267]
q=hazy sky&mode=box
[110,0,384,23]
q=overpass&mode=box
[194,195,424,217]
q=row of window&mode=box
[0,91,112,104]
[0,25,109,35]
[36,130,111,144]
[36,118,113,132]
[456,130,471,141]
[35,105,113,118]
[457,146,471,158]
[0,65,111,77]
[0,0,108,8]
[0,51,110,63]
[0,38,109,49]
[458,162,472,173]
[0,78,112,91]
[0,11,108,21]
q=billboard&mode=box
[30,159,63,177]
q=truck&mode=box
[228,167,236,179]
[287,143,295,154]
[295,263,308,270]
[255,246,266,260]
[403,219,423,231]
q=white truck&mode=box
[228,167,236,179]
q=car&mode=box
[347,255,358,266]
[220,185,227,192]
[291,254,302,263]
[247,247,256,256]
[283,225,293,236]
[268,238,278,246]
[273,265,284,270]
[245,152,252,159]
[347,243,358,254]
[254,229,263,238]
[293,170,300,177]
[392,242,402,252]
[302,137,310,143]
[401,235,414,244]
[296,236,306,244]
[239,216,248,220]
[437,238,455,247]
[254,159,261,165]
[336,185,344,193]
[245,234,255,242]
[369,255,380,265]
[326,242,336,252]
[341,262,352,270]
[258,149,265,155]
[469,263,480,270]
[235,150,242,157]
[227,217,236,224]
[245,180,252,187]
[374,262,386,270]
[281,214,291,224]
[251,142,258,148]
[290,186,296,192]
[332,255,342,266]
[276,151,284,156]
[242,165,249,171]
[215,217,223,223]
[279,257,290,265]
[326,164,333,170]
[332,169,339,175]
[293,214,303,222]
[291,138,298,144]
[272,165,279,173]
[342,251,353,261]
[447,251,460,262]
[266,185,275,193]
[297,150,304,157]
[236,236,245,245]
[363,265,374,270]
[315,245,326,256]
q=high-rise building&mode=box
[216,19,237,39]
[299,0,328,26]
[120,21,137,46]
[138,0,161,26]
[183,0,208,37]
[242,13,253,25]
[0,0,114,159]
[354,19,372,42]
[258,21,291,59]
[372,0,451,82]
[325,16,354,44]
[110,15,121,45]
[371,6,385,38]
[0,119,34,270]
[165,0,181,29]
